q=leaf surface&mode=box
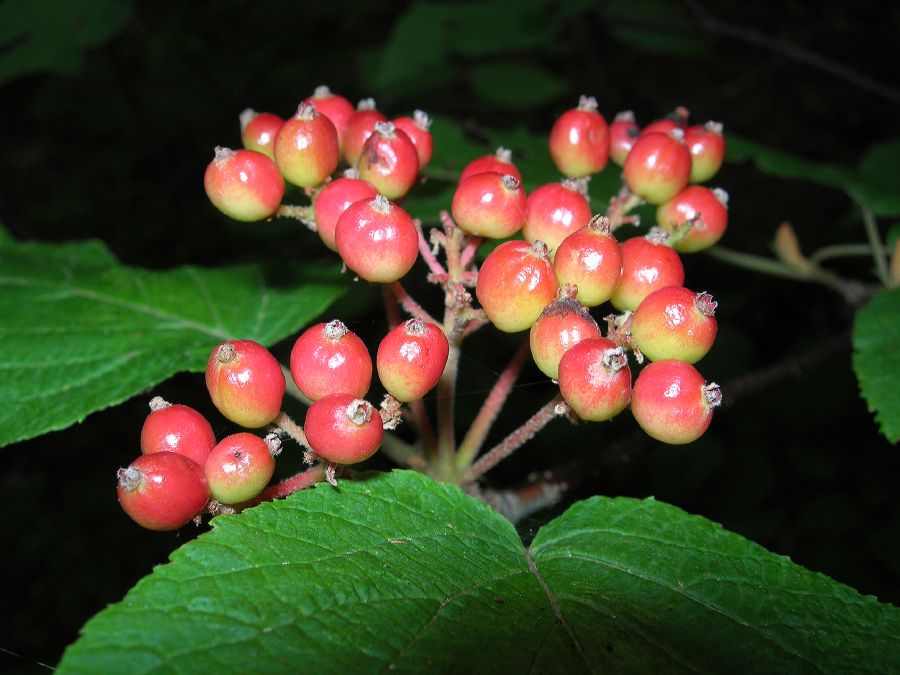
[853,288,900,443]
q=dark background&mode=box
[2,0,898,669]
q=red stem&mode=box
[389,281,439,325]
[273,411,311,451]
[415,220,447,277]
[257,465,325,501]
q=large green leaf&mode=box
[60,471,900,673]
[0,236,345,447]
[853,287,900,443]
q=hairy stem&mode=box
[390,281,439,324]
[272,411,312,451]
[276,204,316,230]
[859,205,890,284]
[415,220,447,277]
[435,340,461,477]
[256,464,325,501]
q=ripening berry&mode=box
[522,178,592,254]
[377,318,449,402]
[684,121,725,183]
[357,121,420,200]
[273,103,340,188]
[204,432,277,505]
[239,109,284,160]
[335,194,419,283]
[476,240,558,333]
[623,130,692,205]
[549,95,610,177]
[631,360,722,444]
[609,111,640,167]
[640,106,689,137]
[140,398,216,467]
[558,337,632,422]
[290,319,372,401]
[610,232,685,311]
[529,285,602,380]
[205,340,285,428]
[630,287,717,364]
[656,186,729,253]
[392,110,433,169]
[303,85,355,148]
[553,215,623,307]
[117,452,209,531]
[451,172,526,239]
[204,147,285,222]
[459,147,521,183]
[342,99,387,166]
[305,393,383,464]
[312,169,379,251]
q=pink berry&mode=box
[376,318,449,402]
[631,360,721,444]
[529,285,602,380]
[553,215,623,307]
[303,85,355,148]
[239,109,284,160]
[476,240,558,333]
[459,147,521,183]
[684,121,725,183]
[204,432,277,505]
[392,110,433,169]
[304,393,383,464]
[273,103,340,188]
[117,452,209,531]
[522,178,592,254]
[609,111,640,167]
[342,99,387,166]
[205,340,285,428]
[204,147,285,222]
[558,337,632,422]
[548,95,610,177]
[630,287,718,364]
[656,186,729,253]
[335,195,419,283]
[290,319,372,401]
[451,172,526,239]
[640,106,689,137]
[610,232,685,311]
[140,398,216,467]
[623,130,692,205]
[357,121,420,200]
[312,169,379,251]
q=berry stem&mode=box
[389,281,439,324]
[415,220,447,277]
[256,464,325,501]
[858,203,890,285]
[382,284,402,329]
[459,236,482,270]
[272,411,312,451]
[407,398,438,458]
[434,340,461,479]
[276,204,316,231]
[605,185,644,230]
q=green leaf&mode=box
[468,62,566,108]
[60,471,900,673]
[0,236,345,447]
[853,288,900,443]
[857,138,900,216]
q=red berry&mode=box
[140,398,216,467]
[631,360,721,444]
[529,285,602,379]
[335,194,419,283]
[684,121,725,183]
[303,85,355,148]
[312,169,379,251]
[273,103,340,188]
[522,178,592,254]
[239,109,284,160]
[476,240,558,333]
[451,172,526,239]
[376,318,449,402]
[609,111,640,167]
[204,432,277,505]
[553,215,623,307]
[640,106,689,137]
[459,147,522,183]
[357,121,420,200]
[558,337,632,422]
[630,287,718,363]
[610,232,685,311]
[304,393,383,464]
[342,99,387,166]
[392,110,433,169]
[656,186,729,253]
[205,340,285,428]
[290,319,372,401]
[117,452,209,531]
[623,130,692,205]
[548,95,610,177]
[204,147,285,222]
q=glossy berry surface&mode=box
[558,337,632,422]
[529,285,602,380]
[623,130,692,205]
[239,109,283,160]
[117,452,209,531]
[548,95,610,177]
[342,100,387,166]
[553,215,623,307]
[451,172,526,239]
[357,121,420,201]
[522,179,592,254]
[204,432,276,505]
[205,339,285,428]
[290,319,372,401]
[684,121,725,183]
[640,107,689,137]
[335,195,419,283]
[377,318,449,402]
[630,287,717,364]
[657,186,729,253]
[312,170,379,251]
[631,360,721,444]
[392,110,433,169]
[609,111,640,167]
[273,103,340,188]
[140,399,216,467]
[305,393,383,464]
[204,147,285,222]
[476,240,558,333]
[459,147,521,183]
[610,234,685,311]
[303,85,355,146]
